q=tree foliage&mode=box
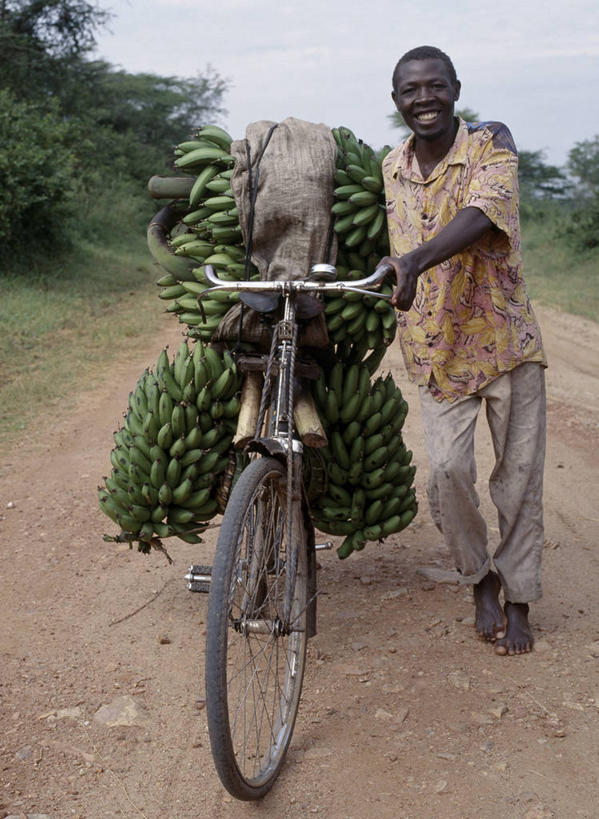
[563,135,599,249]
[0,1,229,257]
[72,62,228,178]
[0,88,74,244]
[0,0,110,101]
[518,150,569,200]
[567,136,599,198]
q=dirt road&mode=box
[1,305,598,819]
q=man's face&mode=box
[392,58,461,143]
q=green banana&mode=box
[175,146,233,171]
[197,125,233,151]
[348,435,364,464]
[328,462,348,485]
[203,347,224,381]
[189,165,220,208]
[166,456,182,489]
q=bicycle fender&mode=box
[245,437,298,461]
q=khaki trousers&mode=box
[418,363,546,603]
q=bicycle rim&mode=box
[205,457,308,800]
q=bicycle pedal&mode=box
[185,564,212,593]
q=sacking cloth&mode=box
[212,117,338,348]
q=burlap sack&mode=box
[211,117,338,348]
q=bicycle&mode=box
[201,260,392,800]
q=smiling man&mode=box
[380,45,547,656]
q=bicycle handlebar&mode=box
[202,263,395,301]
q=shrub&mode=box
[0,89,75,252]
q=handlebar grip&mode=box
[373,262,394,278]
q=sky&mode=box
[92,0,599,167]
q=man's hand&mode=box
[379,255,420,311]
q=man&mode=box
[380,45,547,656]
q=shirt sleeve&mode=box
[463,122,520,247]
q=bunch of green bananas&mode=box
[156,244,259,343]
[318,127,396,374]
[148,125,260,340]
[98,340,242,552]
[331,126,391,260]
[310,361,417,558]
[323,256,396,374]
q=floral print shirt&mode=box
[382,118,546,402]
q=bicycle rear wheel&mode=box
[205,456,308,800]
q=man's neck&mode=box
[413,117,459,179]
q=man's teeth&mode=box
[416,112,438,121]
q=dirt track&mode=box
[1,304,598,819]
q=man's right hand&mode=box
[379,255,419,311]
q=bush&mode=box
[0,89,75,253]
[562,194,599,251]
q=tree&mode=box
[64,61,229,185]
[0,88,74,247]
[84,62,228,148]
[567,136,599,198]
[518,150,569,200]
[0,2,230,253]
[563,136,599,250]
[0,1,110,100]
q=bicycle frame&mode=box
[203,262,393,631]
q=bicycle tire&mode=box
[205,456,309,800]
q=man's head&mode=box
[392,46,458,95]
[391,46,461,144]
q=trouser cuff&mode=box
[455,556,492,586]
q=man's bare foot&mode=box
[494,602,533,655]
[473,570,505,641]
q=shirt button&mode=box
[421,212,428,219]
[427,310,432,316]
[427,341,433,347]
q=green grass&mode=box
[0,179,179,446]
[521,217,599,322]
[0,231,166,445]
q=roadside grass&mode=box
[521,218,599,323]
[0,233,168,446]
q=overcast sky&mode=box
[93,0,599,166]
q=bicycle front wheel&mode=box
[205,456,308,800]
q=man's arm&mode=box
[381,206,493,310]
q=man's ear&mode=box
[391,89,398,110]
[454,80,461,103]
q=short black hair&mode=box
[392,46,458,92]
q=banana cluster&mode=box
[324,260,396,375]
[98,340,242,552]
[320,127,396,374]
[149,125,260,341]
[156,246,258,343]
[331,126,391,260]
[311,361,417,558]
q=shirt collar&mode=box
[390,117,469,183]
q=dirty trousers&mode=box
[418,363,546,603]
